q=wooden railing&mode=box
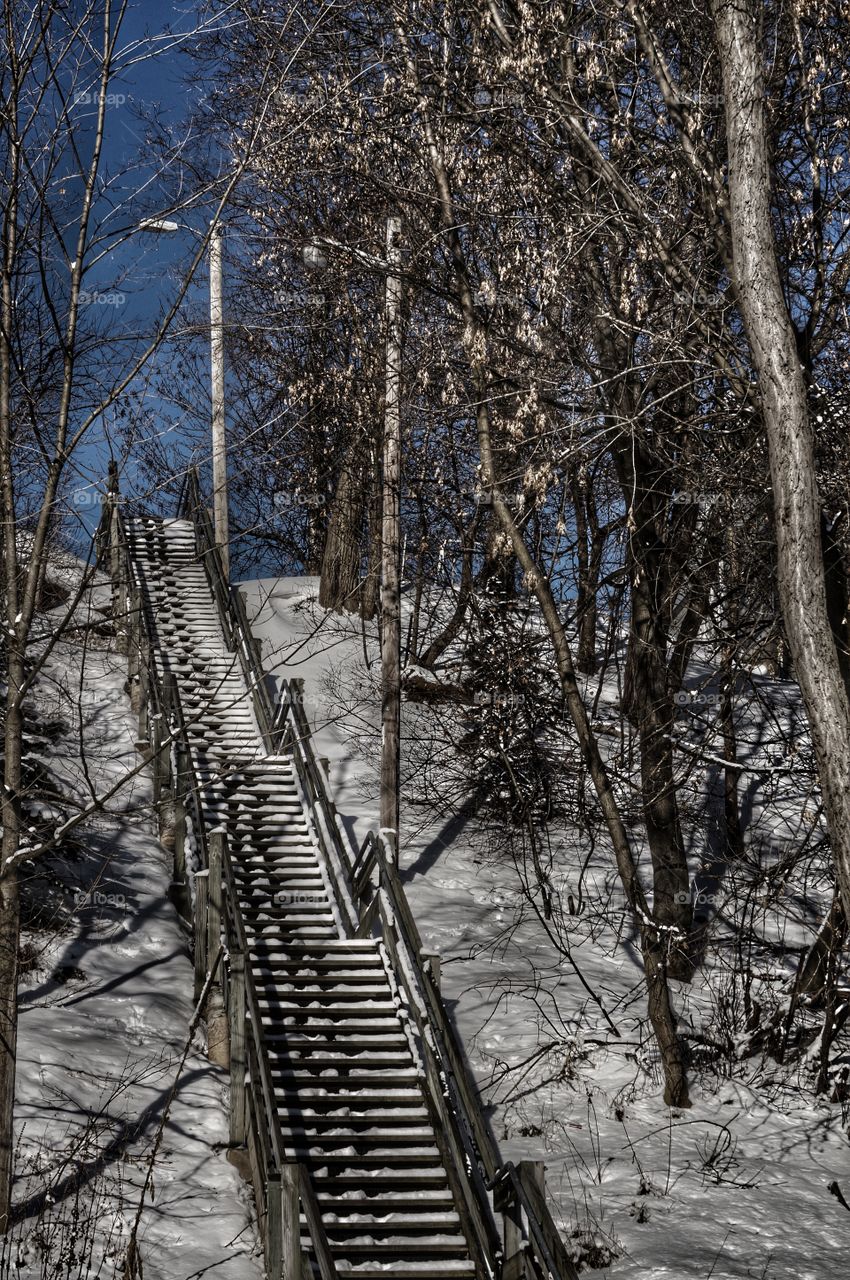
[179,469,360,936]
[96,493,338,1280]
[355,832,579,1279]
[180,469,275,745]
[99,477,580,1280]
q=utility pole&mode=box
[209,224,229,579]
[380,216,402,861]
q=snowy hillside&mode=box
[239,574,850,1280]
[9,563,263,1279]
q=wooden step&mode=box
[323,1239,471,1257]
[318,1213,463,1232]
[279,1112,429,1129]
[266,1023,403,1038]
[283,1091,425,1108]
[318,1195,458,1214]
[306,1170,451,1190]
[296,1149,443,1168]
[273,1069,419,1087]
[254,1004,398,1020]
[327,1265,475,1279]
[257,983,391,997]
[247,952,381,968]
[281,1127,437,1146]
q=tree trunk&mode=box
[319,434,368,615]
[617,449,692,967]
[713,0,850,927]
[0,646,24,1233]
[570,464,599,675]
[410,89,691,1104]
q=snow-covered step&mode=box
[125,512,477,1277]
[279,1113,429,1129]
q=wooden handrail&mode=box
[112,487,339,1279]
[493,1164,580,1280]
[179,469,361,933]
[374,884,501,1279]
[116,473,573,1280]
[366,847,502,1277]
[365,833,577,1280]
[370,832,501,1178]
[180,469,276,747]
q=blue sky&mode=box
[66,1,218,544]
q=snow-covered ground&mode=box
[12,569,263,1279]
[239,574,850,1280]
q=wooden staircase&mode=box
[125,513,481,1279]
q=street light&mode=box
[304,219,403,861]
[138,218,230,579]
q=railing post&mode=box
[158,673,176,814]
[228,948,247,1145]
[380,826,399,868]
[137,632,151,743]
[293,679,308,731]
[207,831,229,1066]
[502,1181,523,1275]
[501,1162,545,1277]
[317,755,336,815]
[109,503,128,654]
[193,870,209,1002]
[423,951,441,989]
[281,1163,303,1280]
[116,561,129,657]
[172,741,188,878]
[150,712,162,809]
[127,583,141,708]
[266,1172,282,1280]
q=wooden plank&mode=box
[517,1164,580,1280]
[127,584,141,709]
[206,829,229,1059]
[376,894,499,1274]
[229,949,247,1146]
[504,1162,541,1266]
[280,1164,302,1280]
[422,951,441,989]
[266,1172,282,1280]
[193,871,209,1001]
[298,1165,340,1280]
[138,633,150,739]
[207,831,224,967]
[245,1091,265,1230]
[502,1251,532,1280]
[379,851,501,1180]
[355,893,379,940]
